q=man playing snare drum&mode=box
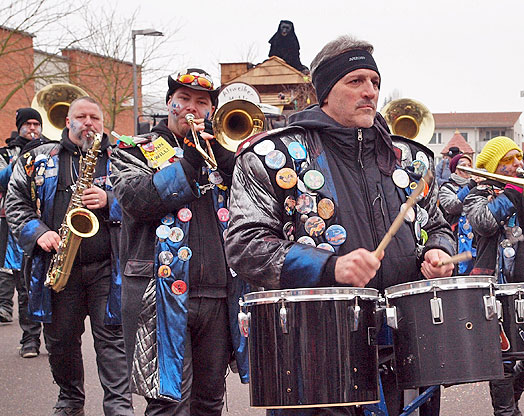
[464,136,524,416]
[225,34,455,415]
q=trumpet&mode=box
[185,114,217,170]
[456,165,524,187]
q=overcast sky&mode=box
[100,0,524,115]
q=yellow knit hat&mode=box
[476,136,522,173]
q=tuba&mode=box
[44,132,101,292]
[381,98,435,145]
[32,83,88,141]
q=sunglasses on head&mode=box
[177,73,213,90]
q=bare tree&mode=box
[61,6,176,132]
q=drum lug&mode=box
[386,306,398,329]
[238,311,251,337]
[280,304,289,334]
[349,304,361,332]
[430,297,443,324]
[484,295,497,320]
[515,299,524,323]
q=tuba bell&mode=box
[381,98,435,146]
[212,99,265,152]
[31,83,88,140]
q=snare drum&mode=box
[385,276,503,389]
[495,283,524,359]
[239,287,380,409]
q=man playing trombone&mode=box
[110,68,248,415]
[463,136,524,416]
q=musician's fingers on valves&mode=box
[81,186,107,209]
[334,248,383,287]
[36,230,61,252]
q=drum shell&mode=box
[244,289,379,408]
[496,283,524,360]
[386,279,503,389]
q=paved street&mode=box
[0,301,503,415]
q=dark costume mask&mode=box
[268,20,307,72]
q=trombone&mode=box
[185,99,265,170]
[456,165,524,187]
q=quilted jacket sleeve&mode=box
[110,146,198,222]
[5,153,50,256]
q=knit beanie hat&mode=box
[476,136,521,173]
[450,154,473,173]
[15,108,42,133]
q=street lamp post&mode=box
[132,28,164,135]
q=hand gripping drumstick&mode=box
[374,171,433,258]
[435,251,473,267]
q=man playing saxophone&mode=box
[5,97,133,416]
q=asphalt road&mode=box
[0,300,503,415]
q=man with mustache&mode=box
[226,35,455,415]
[5,97,132,416]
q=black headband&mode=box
[312,49,380,105]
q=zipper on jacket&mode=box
[357,128,382,286]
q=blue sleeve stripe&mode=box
[457,186,470,202]
[153,162,194,203]
[281,243,333,288]
[19,219,48,256]
[0,163,13,189]
[488,194,515,223]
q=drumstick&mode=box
[374,171,433,258]
[436,251,473,267]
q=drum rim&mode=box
[495,283,524,296]
[241,287,379,306]
[385,276,496,298]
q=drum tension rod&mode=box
[430,287,443,325]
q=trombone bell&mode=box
[213,99,265,152]
[381,98,435,145]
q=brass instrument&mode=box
[186,114,218,170]
[32,83,88,141]
[381,98,435,145]
[45,133,101,292]
[213,99,265,152]
[456,165,524,188]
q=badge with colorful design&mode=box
[317,198,335,220]
[284,196,296,215]
[217,207,230,222]
[276,168,298,189]
[325,224,347,246]
[177,208,192,222]
[296,193,314,214]
[297,235,316,246]
[178,246,193,261]
[287,142,307,161]
[304,216,326,237]
[254,140,275,156]
[265,150,286,170]
[171,280,187,295]
[303,170,325,190]
[158,265,171,278]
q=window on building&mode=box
[430,132,442,144]
[462,132,468,141]
[485,130,506,141]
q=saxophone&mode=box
[44,132,102,292]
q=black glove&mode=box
[468,178,478,189]
[183,128,204,171]
[204,119,235,175]
[504,185,524,224]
